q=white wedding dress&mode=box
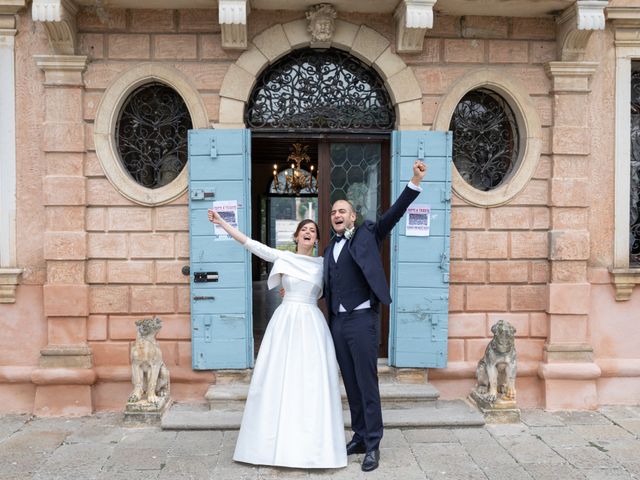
[233,239,347,469]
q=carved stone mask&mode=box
[306,3,337,43]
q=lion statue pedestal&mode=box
[469,319,521,423]
[124,316,171,423]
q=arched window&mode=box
[116,82,192,189]
[245,48,395,132]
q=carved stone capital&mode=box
[556,0,608,61]
[545,61,599,92]
[0,268,22,303]
[31,0,79,55]
[218,0,250,50]
[34,54,88,85]
[394,0,436,53]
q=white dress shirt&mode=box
[333,181,422,312]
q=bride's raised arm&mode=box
[207,209,281,263]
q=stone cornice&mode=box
[394,0,436,53]
[557,0,608,61]
[219,0,250,50]
[31,0,78,55]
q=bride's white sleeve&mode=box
[242,238,282,263]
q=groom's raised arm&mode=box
[374,160,427,240]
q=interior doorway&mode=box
[250,134,391,357]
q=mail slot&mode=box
[194,271,219,283]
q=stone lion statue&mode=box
[474,319,517,403]
[306,3,337,43]
[128,316,170,405]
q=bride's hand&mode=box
[208,209,222,224]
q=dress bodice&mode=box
[281,273,322,304]
[243,239,323,303]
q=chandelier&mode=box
[271,143,318,194]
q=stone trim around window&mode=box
[432,69,543,208]
[609,7,640,301]
[94,63,209,206]
[217,20,424,130]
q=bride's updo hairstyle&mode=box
[293,219,319,252]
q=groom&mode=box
[324,160,427,472]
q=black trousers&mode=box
[330,308,383,452]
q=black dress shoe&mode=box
[361,449,380,472]
[346,439,366,455]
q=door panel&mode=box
[390,130,452,368]
[188,129,253,369]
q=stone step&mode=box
[162,400,485,430]
[205,381,440,411]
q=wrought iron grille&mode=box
[449,88,520,191]
[330,143,381,223]
[630,64,640,265]
[245,48,395,132]
[116,83,192,189]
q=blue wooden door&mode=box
[389,130,452,368]
[188,129,253,369]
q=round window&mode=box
[116,82,193,189]
[449,88,520,191]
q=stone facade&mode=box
[1,0,640,415]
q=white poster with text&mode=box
[406,204,431,237]
[211,200,238,240]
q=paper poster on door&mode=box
[212,200,238,240]
[406,204,431,237]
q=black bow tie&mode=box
[335,235,344,242]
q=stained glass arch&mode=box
[245,48,395,132]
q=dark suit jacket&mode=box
[323,185,420,313]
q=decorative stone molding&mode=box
[394,0,436,53]
[432,69,542,207]
[219,0,250,50]
[0,268,22,303]
[94,63,209,206]
[32,0,79,55]
[218,20,424,130]
[556,0,608,62]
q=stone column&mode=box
[0,2,26,302]
[30,0,95,415]
[540,62,601,410]
[32,54,95,416]
[537,0,607,411]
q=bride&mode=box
[208,209,347,469]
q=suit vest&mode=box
[328,241,371,314]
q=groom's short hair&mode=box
[331,199,354,212]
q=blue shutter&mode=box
[389,130,452,368]
[188,129,253,369]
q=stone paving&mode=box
[1,406,640,479]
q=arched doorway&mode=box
[247,48,395,356]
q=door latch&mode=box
[190,189,215,200]
[194,271,219,283]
